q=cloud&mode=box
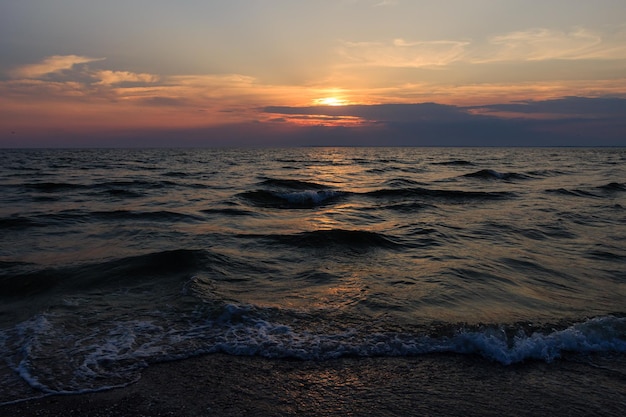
[480,28,604,62]
[337,39,469,68]
[337,26,626,71]
[0,79,90,100]
[136,96,189,107]
[3,58,163,108]
[3,50,625,146]
[374,0,397,6]
[95,70,159,85]
[263,102,472,123]
[10,55,105,79]
[167,74,257,95]
[468,96,626,119]
[3,57,315,128]
[471,26,626,63]
[260,97,626,145]
[3,98,625,147]
[262,102,481,127]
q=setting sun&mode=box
[314,97,348,106]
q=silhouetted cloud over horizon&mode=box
[2,97,624,148]
[258,97,626,147]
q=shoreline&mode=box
[2,352,625,417]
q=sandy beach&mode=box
[2,352,625,417]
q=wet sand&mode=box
[3,353,625,417]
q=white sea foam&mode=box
[1,308,624,404]
[185,307,626,363]
[448,316,626,364]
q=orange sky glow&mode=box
[1,1,625,146]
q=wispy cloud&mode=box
[10,55,105,79]
[477,27,625,62]
[8,55,159,89]
[95,70,159,86]
[338,26,626,70]
[1,57,325,130]
[337,39,469,68]
[373,0,398,7]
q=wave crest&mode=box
[238,189,345,208]
[2,299,624,405]
[463,169,531,181]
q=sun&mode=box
[314,97,348,106]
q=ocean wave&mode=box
[1,209,203,230]
[0,249,214,298]
[91,209,204,223]
[267,229,402,250]
[585,249,626,262]
[238,189,345,209]
[236,177,347,208]
[598,182,626,192]
[2,148,626,405]
[2,308,623,404]
[0,267,62,298]
[365,167,393,174]
[94,249,214,279]
[201,207,258,216]
[515,225,578,241]
[258,178,330,190]
[97,188,144,198]
[364,187,515,201]
[432,160,474,166]
[462,169,531,181]
[205,311,626,365]
[162,171,192,178]
[383,201,433,213]
[13,179,193,196]
[545,188,601,198]
[382,178,426,188]
[526,169,567,177]
[441,315,626,364]
[0,216,47,231]
[22,182,85,192]
[93,179,179,191]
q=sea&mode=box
[0,147,625,406]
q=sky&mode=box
[1,0,626,147]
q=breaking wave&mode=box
[2,304,624,405]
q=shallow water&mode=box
[0,147,625,404]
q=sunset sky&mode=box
[1,0,625,147]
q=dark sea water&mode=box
[0,147,625,405]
